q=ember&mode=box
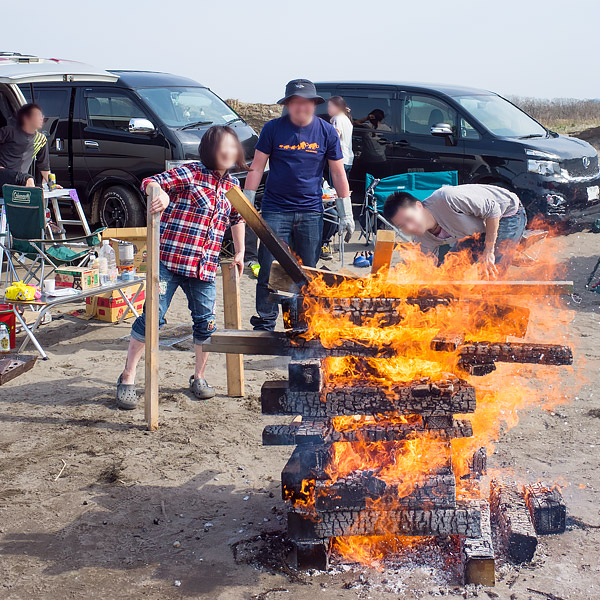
[259,240,574,583]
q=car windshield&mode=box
[136,86,239,128]
[453,94,547,138]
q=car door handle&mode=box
[84,140,99,149]
[394,140,410,146]
[55,138,63,151]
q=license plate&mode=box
[587,185,599,201]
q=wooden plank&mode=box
[459,342,573,366]
[0,354,37,385]
[490,479,538,563]
[371,229,396,275]
[524,483,566,535]
[144,189,160,431]
[268,262,357,294]
[221,262,244,397]
[462,501,495,586]
[225,186,308,286]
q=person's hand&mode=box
[231,252,245,277]
[54,183,63,189]
[479,247,499,280]
[147,184,169,214]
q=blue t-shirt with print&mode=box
[255,115,343,212]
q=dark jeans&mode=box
[453,205,527,272]
[251,211,323,330]
[131,262,217,345]
[0,169,31,188]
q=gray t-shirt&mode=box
[416,184,520,253]
[0,126,49,173]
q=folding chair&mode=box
[2,185,104,286]
[358,171,459,245]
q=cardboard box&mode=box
[56,267,99,291]
[85,281,145,322]
[103,227,148,273]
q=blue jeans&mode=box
[251,211,323,331]
[454,205,527,271]
[131,262,217,345]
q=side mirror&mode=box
[128,118,156,135]
[430,123,454,137]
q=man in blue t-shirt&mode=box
[244,79,353,331]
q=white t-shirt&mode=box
[331,113,354,166]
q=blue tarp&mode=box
[366,171,459,212]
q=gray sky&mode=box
[3,0,598,102]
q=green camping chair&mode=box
[359,171,459,245]
[2,185,104,286]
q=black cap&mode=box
[277,79,325,105]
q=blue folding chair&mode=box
[359,171,459,245]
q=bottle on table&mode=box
[98,240,118,285]
[0,323,10,354]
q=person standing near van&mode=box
[243,79,353,331]
[115,125,246,409]
[383,184,527,279]
[328,96,354,174]
[0,103,58,188]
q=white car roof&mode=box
[0,53,118,84]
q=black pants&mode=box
[0,169,32,188]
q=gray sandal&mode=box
[189,375,215,400]
[116,374,138,410]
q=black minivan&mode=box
[20,70,263,227]
[315,82,600,222]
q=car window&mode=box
[136,86,238,128]
[342,94,398,134]
[403,94,457,135]
[84,89,147,132]
[460,116,481,140]
[17,86,70,134]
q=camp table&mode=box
[5,277,145,360]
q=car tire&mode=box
[99,185,145,228]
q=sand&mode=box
[0,231,599,600]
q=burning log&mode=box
[458,342,573,366]
[490,479,538,563]
[461,501,495,586]
[262,417,474,446]
[524,483,566,535]
[467,447,487,479]
[314,468,457,511]
[272,380,476,417]
[287,502,482,540]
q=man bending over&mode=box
[383,184,527,278]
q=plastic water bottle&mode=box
[98,240,117,285]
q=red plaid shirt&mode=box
[142,164,243,282]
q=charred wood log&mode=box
[287,502,482,541]
[461,501,495,586]
[467,447,487,479]
[490,479,538,563]
[314,468,457,511]
[290,541,330,570]
[459,342,573,366]
[524,483,566,535]
[262,417,474,446]
[270,379,476,417]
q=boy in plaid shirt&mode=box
[116,126,246,409]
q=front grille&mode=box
[563,155,599,178]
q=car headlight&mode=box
[527,159,561,176]
[165,159,196,171]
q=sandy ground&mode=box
[0,231,599,600]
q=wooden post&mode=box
[221,263,245,397]
[145,189,160,431]
[371,229,396,275]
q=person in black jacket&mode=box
[0,103,60,188]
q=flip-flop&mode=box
[116,374,138,410]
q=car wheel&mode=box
[99,185,145,228]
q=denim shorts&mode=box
[131,262,217,346]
